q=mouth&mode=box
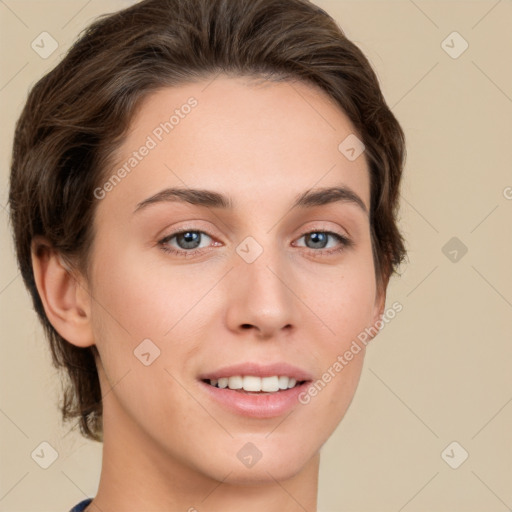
[197,363,313,418]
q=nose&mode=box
[224,244,298,340]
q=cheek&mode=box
[296,254,377,406]
[87,245,215,399]
[299,255,378,347]
[89,246,194,339]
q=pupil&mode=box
[179,231,200,249]
[308,232,327,249]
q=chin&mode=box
[197,439,319,485]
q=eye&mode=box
[158,229,216,257]
[293,230,353,256]
[158,228,353,258]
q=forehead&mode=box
[98,75,371,216]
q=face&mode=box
[86,75,384,483]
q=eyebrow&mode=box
[133,185,368,215]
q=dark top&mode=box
[69,498,93,512]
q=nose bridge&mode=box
[243,243,287,301]
[226,232,296,336]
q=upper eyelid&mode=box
[157,212,361,243]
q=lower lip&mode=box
[199,380,310,419]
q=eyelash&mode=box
[157,228,353,258]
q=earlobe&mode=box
[31,236,95,348]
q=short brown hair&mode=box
[9,0,407,442]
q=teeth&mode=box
[261,376,279,392]
[228,376,243,389]
[278,376,289,390]
[207,375,301,392]
[243,376,261,392]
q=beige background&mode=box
[1,1,511,511]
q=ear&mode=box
[31,236,95,348]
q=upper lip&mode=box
[198,362,314,382]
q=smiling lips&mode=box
[198,362,313,417]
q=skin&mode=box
[32,75,386,512]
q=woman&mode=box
[9,0,406,510]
